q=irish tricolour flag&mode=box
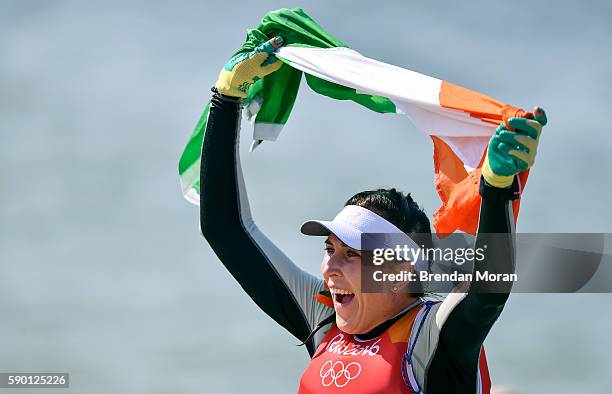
[179,8,531,234]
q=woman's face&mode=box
[321,233,412,334]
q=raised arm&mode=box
[199,38,328,355]
[437,109,548,344]
[413,109,547,392]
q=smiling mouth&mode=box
[330,288,355,307]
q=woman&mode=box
[200,37,547,393]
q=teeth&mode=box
[330,288,354,295]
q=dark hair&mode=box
[300,188,433,347]
[345,188,432,236]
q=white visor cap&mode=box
[301,205,404,250]
[301,205,428,271]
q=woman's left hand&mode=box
[482,107,548,188]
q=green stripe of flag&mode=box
[179,8,397,203]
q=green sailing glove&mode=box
[214,36,284,98]
[482,107,548,188]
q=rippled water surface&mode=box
[1,1,611,393]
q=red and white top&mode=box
[298,302,491,393]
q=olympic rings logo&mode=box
[319,360,362,388]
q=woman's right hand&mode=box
[214,36,284,99]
